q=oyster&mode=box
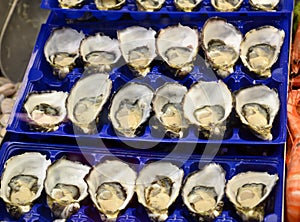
[86,160,137,220]
[183,80,233,138]
[152,82,188,138]
[136,162,184,221]
[44,158,90,219]
[109,82,154,137]
[95,0,125,10]
[240,26,285,78]
[118,26,157,76]
[211,0,243,11]
[182,163,226,220]
[44,28,85,79]
[235,85,280,140]
[24,91,68,132]
[201,18,242,78]
[226,172,278,221]
[136,0,165,11]
[80,33,121,73]
[156,24,199,76]
[174,0,202,12]
[0,152,51,218]
[249,0,279,11]
[58,0,84,8]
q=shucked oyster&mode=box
[109,82,154,137]
[201,18,242,78]
[118,26,157,76]
[80,33,121,73]
[240,26,285,78]
[174,0,202,11]
[95,0,125,10]
[156,24,199,76]
[44,28,85,79]
[249,0,280,11]
[86,160,137,220]
[44,158,90,219]
[0,152,51,218]
[24,91,68,132]
[136,162,184,221]
[183,80,233,138]
[226,172,278,221]
[58,0,84,8]
[152,82,188,138]
[182,163,226,221]
[235,85,280,140]
[67,73,112,134]
[211,0,243,11]
[136,0,165,11]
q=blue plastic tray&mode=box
[40,0,294,20]
[7,14,291,145]
[0,141,284,222]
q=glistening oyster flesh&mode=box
[182,163,226,220]
[44,158,90,219]
[174,0,202,12]
[86,160,137,220]
[211,0,243,11]
[58,0,84,8]
[136,162,184,221]
[249,0,280,11]
[136,0,165,11]
[95,0,125,10]
[0,152,51,218]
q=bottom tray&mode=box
[0,142,284,222]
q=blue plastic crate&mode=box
[40,0,294,20]
[0,141,284,221]
[7,13,291,145]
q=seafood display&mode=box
[211,0,243,11]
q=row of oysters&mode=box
[44,17,285,79]
[58,0,281,12]
[0,152,278,221]
[24,73,280,140]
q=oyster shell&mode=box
[44,158,90,219]
[58,0,84,8]
[44,28,85,79]
[156,24,199,76]
[240,26,285,78]
[24,91,68,132]
[95,0,125,10]
[174,0,202,12]
[226,172,278,221]
[80,33,121,73]
[86,160,137,220]
[67,73,112,134]
[118,26,157,76]
[152,82,188,138]
[0,152,51,218]
[109,82,154,137]
[136,0,165,11]
[201,18,242,78]
[183,80,233,138]
[136,162,184,221]
[235,85,280,140]
[211,0,243,11]
[182,163,226,220]
[249,0,279,11]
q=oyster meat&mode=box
[226,171,278,221]
[240,26,285,78]
[211,0,243,11]
[80,33,121,73]
[95,0,125,10]
[136,0,165,11]
[24,91,68,132]
[109,82,154,137]
[136,162,184,221]
[201,18,242,78]
[183,80,233,138]
[67,73,112,134]
[156,24,199,76]
[235,85,280,140]
[118,26,157,76]
[58,0,84,8]
[249,0,280,11]
[44,28,85,79]
[0,152,51,218]
[174,0,202,12]
[44,158,90,219]
[86,160,137,220]
[152,82,188,138]
[182,163,226,220]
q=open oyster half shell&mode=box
[211,0,243,11]
[174,0,202,12]
[249,0,280,11]
[136,0,165,11]
[0,152,51,218]
[95,0,126,10]
[58,0,84,8]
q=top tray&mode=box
[41,0,294,20]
